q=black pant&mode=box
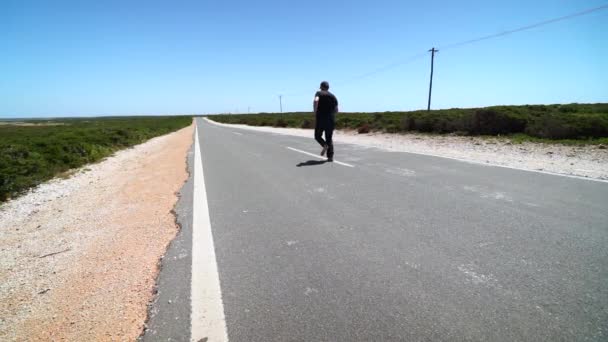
[315,122,334,158]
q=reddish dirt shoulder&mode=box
[0,123,194,341]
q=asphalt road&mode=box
[144,118,608,341]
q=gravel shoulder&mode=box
[0,123,194,340]
[207,119,608,180]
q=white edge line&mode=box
[396,149,608,184]
[287,147,355,168]
[232,132,243,135]
[191,122,229,342]
[205,117,607,184]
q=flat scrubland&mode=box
[0,116,192,202]
[210,103,608,144]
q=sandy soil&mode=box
[0,123,194,341]
[207,119,608,180]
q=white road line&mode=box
[191,123,229,342]
[402,151,608,184]
[207,118,608,183]
[232,132,243,136]
[287,147,355,168]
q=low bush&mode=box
[0,116,192,202]
[301,119,313,129]
[210,104,608,140]
[358,123,371,134]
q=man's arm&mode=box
[334,96,339,113]
[313,95,319,113]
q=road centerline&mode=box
[287,146,355,167]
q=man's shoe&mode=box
[327,157,333,162]
[321,145,328,156]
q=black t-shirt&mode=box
[315,90,338,118]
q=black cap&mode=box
[320,81,329,90]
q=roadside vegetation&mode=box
[210,103,608,144]
[0,116,192,202]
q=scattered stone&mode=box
[38,248,71,259]
[599,144,606,149]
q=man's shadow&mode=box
[297,160,327,167]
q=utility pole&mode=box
[427,47,438,111]
[279,95,283,113]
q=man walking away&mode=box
[313,81,339,162]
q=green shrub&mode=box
[0,116,192,202]
[208,103,608,140]
[526,113,608,139]
[274,118,288,127]
[471,109,526,135]
[400,115,415,131]
[358,123,371,134]
[301,119,313,129]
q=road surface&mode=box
[143,118,608,341]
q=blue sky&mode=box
[1,0,607,117]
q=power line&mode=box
[281,52,427,97]
[279,4,608,101]
[334,52,428,87]
[438,4,608,51]
[338,4,608,88]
